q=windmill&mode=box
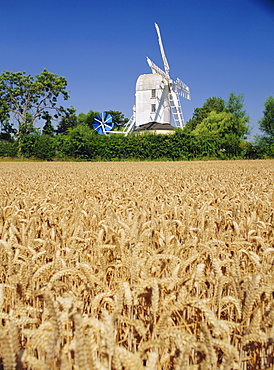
[124,23,191,135]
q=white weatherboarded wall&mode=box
[135,74,171,127]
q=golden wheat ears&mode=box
[0,160,273,370]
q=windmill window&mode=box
[151,89,156,98]
[151,104,156,113]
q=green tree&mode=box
[0,100,16,140]
[226,92,245,118]
[259,96,274,138]
[184,97,225,133]
[105,110,129,131]
[192,110,248,157]
[192,111,228,136]
[204,96,226,113]
[42,112,55,136]
[77,110,99,129]
[225,92,250,137]
[33,134,56,160]
[0,69,69,147]
[184,94,249,137]
[254,136,274,158]
[19,112,37,135]
[56,106,78,134]
[65,124,95,159]
[0,121,16,141]
[0,141,18,157]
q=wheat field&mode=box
[0,160,273,370]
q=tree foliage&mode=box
[64,124,95,159]
[33,134,56,160]
[226,92,250,138]
[56,106,78,134]
[41,112,55,136]
[226,92,246,118]
[77,110,99,129]
[194,110,248,139]
[184,93,249,139]
[184,97,226,133]
[259,96,274,138]
[0,100,16,140]
[0,69,69,139]
[105,110,129,130]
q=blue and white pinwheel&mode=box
[93,112,113,134]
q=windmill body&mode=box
[129,23,190,134]
[135,73,171,126]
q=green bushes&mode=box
[56,129,247,161]
[0,126,272,161]
[253,136,274,159]
[0,140,18,157]
[2,90,273,161]
[33,135,57,160]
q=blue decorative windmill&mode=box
[93,112,113,134]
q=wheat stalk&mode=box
[0,160,273,369]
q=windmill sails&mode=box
[146,23,191,128]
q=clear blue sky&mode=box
[1,0,274,137]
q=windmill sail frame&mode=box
[123,23,191,135]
